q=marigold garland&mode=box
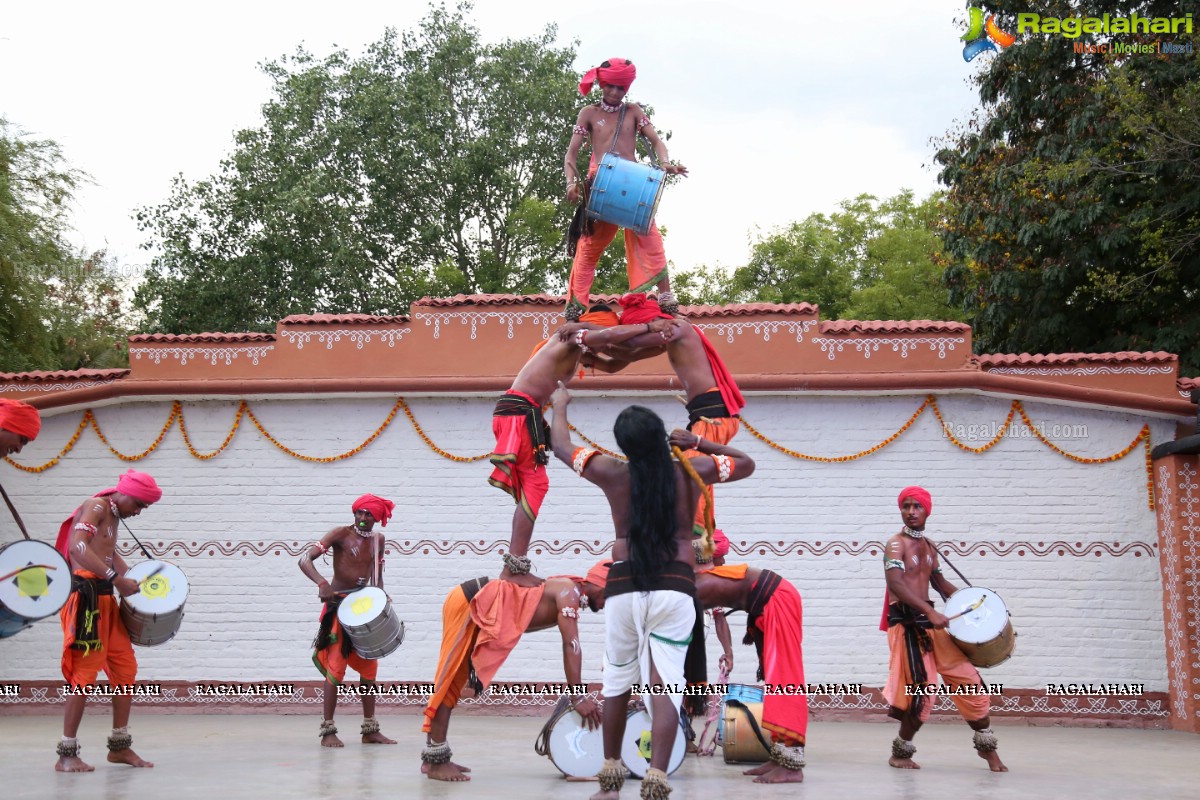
[397,398,491,463]
[2,394,1158,509]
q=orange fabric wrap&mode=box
[60,571,138,687]
[883,625,990,722]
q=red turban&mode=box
[353,493,395,527]
[898,486,932,515]
[116,469,163,505]
[579,57,637,96]
[617,293,672,325]
[711,529,730,559]
[584,560,612,589]
[0,399,41,440]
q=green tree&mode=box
[1,119,135,372]
[936,0,1199,370]
[0,117,70,371]
[719,191,960,321]
[135,4,582,333]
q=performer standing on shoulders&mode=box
[550,383,754,800]
[564,58,688,319]
[53,469,162,772]
[489,309,674,587]
[882,486,1007,772]
[299,494,397,748]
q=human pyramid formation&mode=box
[0,55,1007,797]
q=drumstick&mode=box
[0,479,33,541]
[945,594,988,623]
[0,563,60,582]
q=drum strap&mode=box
[935,546,973,589]
[533,695,575,756]
[0,479,32,540]
[725,698,772,753]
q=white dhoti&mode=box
[601,589,696,717]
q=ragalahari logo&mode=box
[961,5,1015,61]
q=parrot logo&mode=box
[962,5,1015,61]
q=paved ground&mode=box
[4,712,1197,800]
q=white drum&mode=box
[0,539,71,638]
[543,706,605,778]
[120,561,189,646]
[336,587,404,660]
[620,707,687,778]
[946,586,1016,669]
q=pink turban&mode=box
[617,293,672,325]
[585,560,612,589]
[579,57,637,95]
[711,529,731,559]
[116,469,163,505]
[0,399,41,440]
[898,486,932,516]
[353,494,395,527]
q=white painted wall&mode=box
[0,392,1172,694]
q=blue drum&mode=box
[717,683,764,741]
[586,153,666,236]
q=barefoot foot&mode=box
[421,760,470,774]
[426,762,471,781]
[742,762,773,776]
[55,755,95,772]
[889,756,921,769]
[978,749,1008,772]
[588,791,620,800]
[752,764,804,784]
[321,733,344,748]
[362,731,397,745]
[107,748,154,767]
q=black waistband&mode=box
[460,576,490,603]
[886,601,935,629]
[605,560,696,599]
[747,569,782,622]
[492,393,549,466]
[71,574,114,595]
[685,390,732,427]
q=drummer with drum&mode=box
[299,494,399,748]
[881,486,1008,773]
[563,57,688,321]
[54,469,163,773]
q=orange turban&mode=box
[584,560,612,589]
[0,399,41,440]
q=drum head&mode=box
[946,586,1009,644]
[337,587,388,626]
[621,708,687,778]
[0,540,71,620]
[547,710,605,778]
[122,561,189,614]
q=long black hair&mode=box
[614,406,676,589]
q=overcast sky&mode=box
[3,0,983,281]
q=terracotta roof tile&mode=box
[128,332,276,343]
[0,368,130,382]
[978,352,1178,367]
[280,314,410,325]
[1178,377,1200,391]
[819,320,971,334]
[413,294,820,317]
